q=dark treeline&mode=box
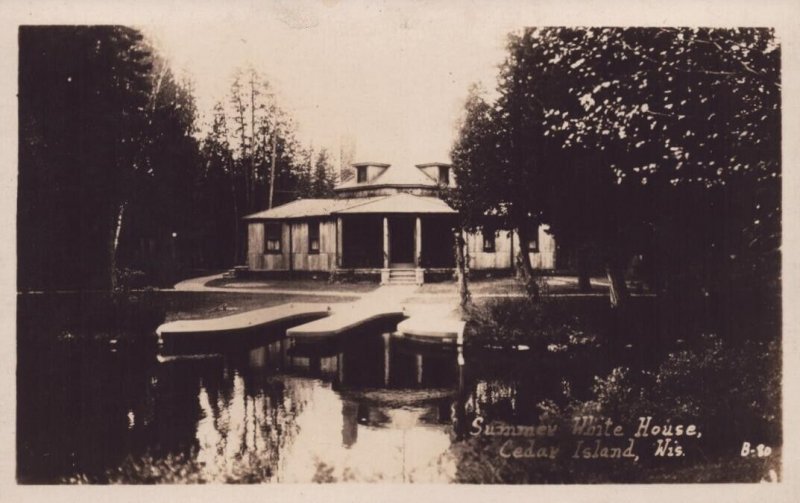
[449,27,780,340]
[18,26,337,291]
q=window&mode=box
[356,166,367,183]
[308,220,320,253]
[438,165,450,185]
[482,228,496,252]
[265,222,282,253]
[528,224,540,253]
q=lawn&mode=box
[205,277,380,293]
[203,274,612,298]
[416,275,611,296]
[17,290,359,337]
[158,291,357,322]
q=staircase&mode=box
[387,268,418,285]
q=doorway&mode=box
[389,216,415,266]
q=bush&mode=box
[537,333,781,449]
[464,297,599,351]
[114,267,149,290]
[63,449,274,484]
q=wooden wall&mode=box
[465,225,556,271]
[289,219,337,271]
[249,219,557,272]
[248,219,337,271]
[466,229,514,270]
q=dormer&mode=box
[416,162,454,187]
[353,162,390,184]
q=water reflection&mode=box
[18,317,601,483]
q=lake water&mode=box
[15,302,625,483]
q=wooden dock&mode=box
[395,315,465,345]
[157,303,331,355]
[287,305,406,340]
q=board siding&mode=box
[250,220,555,272]
[465,225,556,271]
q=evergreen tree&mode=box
[20,26,154,290]
[310,148,338,198]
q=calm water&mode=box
[18,308,613,484]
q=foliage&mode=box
[450,27,780,310]
[530,28,781,302]
[539,333,781,446]
[464,297,599,350]
[448,84,502,231]
[198,68,311,265]
[19,26,155,290]
[448,84,545,299]
[64,449,275,484]
[19,28,338,289]
[113,267,148,291]
[310,148,339,197]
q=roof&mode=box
[351,161,390,167]
[336,193,456,214]
[415,162,451,168]
[335,164,440,190]
[243,198,377,220]
[243,193,456,220]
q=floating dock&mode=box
[395,314,465,345]
[157,303,331,356]
[287,305,406,341]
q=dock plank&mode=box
[157,303,332,357]
[156,303,331,336]
[287,305,405,339]
[396,315,465,345]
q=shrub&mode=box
[464,297,599,351]
[537,333,781,448]
[114,267,149,291]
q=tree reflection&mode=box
[189,342,313,482]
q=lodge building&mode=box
[243,162,555,285]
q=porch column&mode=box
[383,332,391,386]
[382,217,390,268]
[414,216,421,266]
[336,217,343,268]
[414,216,424,285]
[381,216,390,284]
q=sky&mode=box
[145,1,521,170]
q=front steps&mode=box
[381,268,424,285]
[388,269,416,285]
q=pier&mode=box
[156,302,331,355]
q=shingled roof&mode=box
[335,164,440,190]
[243,193,455,220]
[335,193,456,214]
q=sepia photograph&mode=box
[5,0,798,497]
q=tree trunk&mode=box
[249,72,258,210]
[454,228,471,310]
[229,161,241,265]
[109,201,126,291]
[516,225,540,301]
[577,244,592,292]
[268,131,277,208]
[605,256,630,309]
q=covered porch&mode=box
[334,194,458,285]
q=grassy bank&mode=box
[17,290,357,340]
[454,295,781,483]
[204,277,379,293]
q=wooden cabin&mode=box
[243,162,556,284]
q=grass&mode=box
[205,277,380,293]
[158,291,357,322]
[416,276,611,296]
[17,290,359,338]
